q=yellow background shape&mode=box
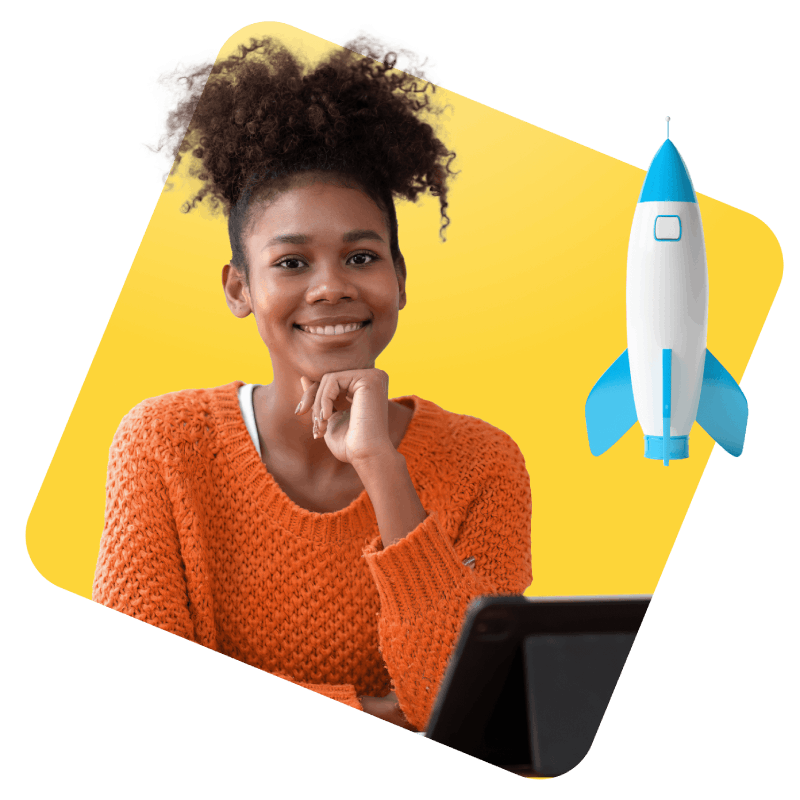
[27,22,782,601]
[26,22,783,599]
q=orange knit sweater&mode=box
[93,382,533,731]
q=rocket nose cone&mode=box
[638,139,697,203]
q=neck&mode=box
[253,376,343,472]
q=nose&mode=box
[305,259,359,304]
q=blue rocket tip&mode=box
[638,139,697,203]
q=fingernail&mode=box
[295,402,302,414]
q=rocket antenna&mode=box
[666,116,671,139]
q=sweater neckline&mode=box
[210,381,438,546]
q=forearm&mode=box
[354,448,427,549]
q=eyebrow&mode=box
[263,229,385,250]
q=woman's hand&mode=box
[359,692,418,731]
[295,369,395,467]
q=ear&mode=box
[395,255,407,310]
[222,263,253,318]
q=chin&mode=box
[303,355,376,381]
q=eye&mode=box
[275,256,307,270]
[350,251,381,267]
[275,250,381,272]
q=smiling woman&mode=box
[91,35,533,734]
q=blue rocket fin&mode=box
[696,350,748,457]
[586,350,638,456]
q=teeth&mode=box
[300,321,366,335]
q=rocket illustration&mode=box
[585,119,748,465]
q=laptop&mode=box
[424,595,651,777]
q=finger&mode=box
[315,373,353,435]
[314,374,332,436]
[381,692,416,730]
[311,374,331,438]
[297,381,319,416]
[296,378,319,416]
[388,710,415,730]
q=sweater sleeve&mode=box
[92,410,363,713]
[362,430,533,732]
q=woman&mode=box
[93,36,532,733]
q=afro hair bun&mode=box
[160,35,457,250]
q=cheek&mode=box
[368,273,403,311]
[251,283,271,309]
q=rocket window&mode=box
[654,215,682,241]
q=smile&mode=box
[295,321,369,336]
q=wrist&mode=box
[351,446,404,481]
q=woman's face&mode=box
[226,177,406,384]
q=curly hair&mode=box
[159,35,457,281]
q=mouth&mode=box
[294,320,370,337]
[294,320,371,340]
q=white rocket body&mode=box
[626,201,708,438]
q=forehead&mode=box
[246,178,389,242]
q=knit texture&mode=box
[93,382,533,731]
